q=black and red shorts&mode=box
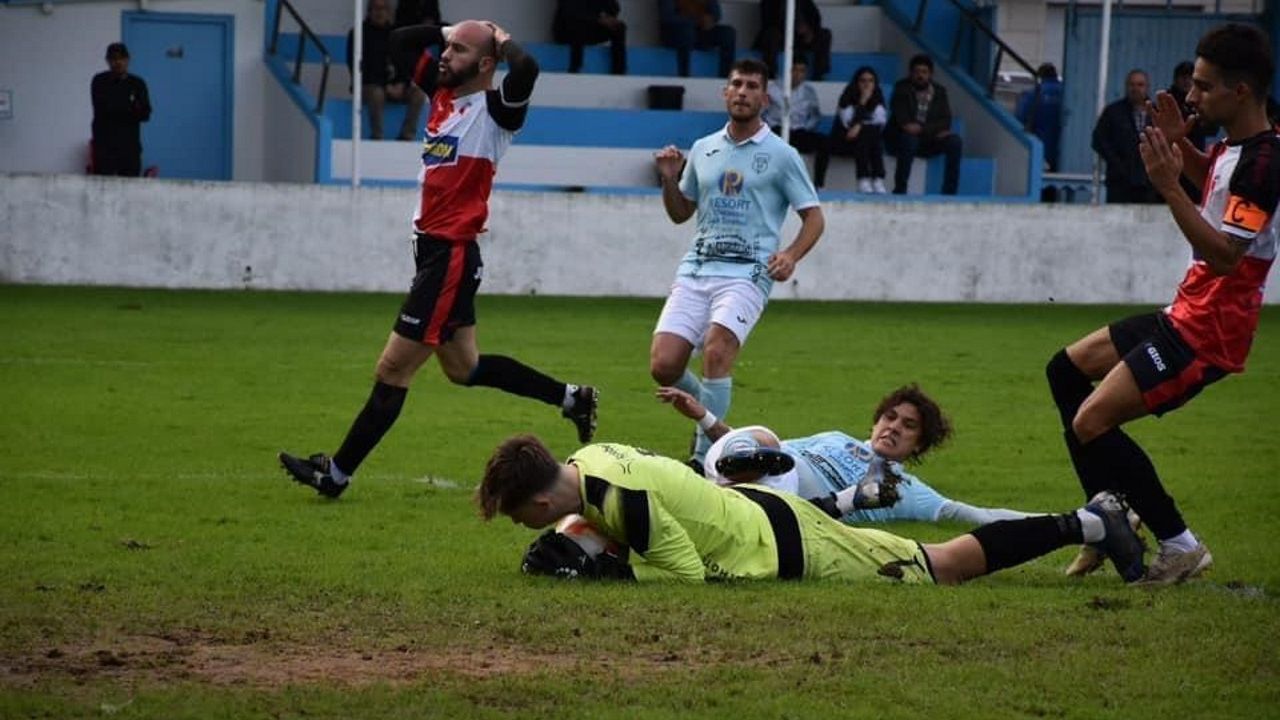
[1109,312,1228,417]
[393,234,483,346]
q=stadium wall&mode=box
[2,173,1256,306]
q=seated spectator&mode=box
[553,0,627,75]
[393,0,442,26]
[756,0,832,80]
[762,58,826,180]
[886,54,962,195]
[347,0,425,140]
[658,0,735,79]
[818,66,887,193]
[1016,63,1063,173]
[1091,68,1158,204]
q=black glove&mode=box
[521,530,635,581]
[714,447,795,481]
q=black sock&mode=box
[332,381,408,476]
[465,354,565,406]
[1046,349,1093,428]
[970,514,1084,574]
[1078,428,1187,540]
[1064,429,1110,500]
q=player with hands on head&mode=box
[650,58,825,474]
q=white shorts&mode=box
[653,276,767,347]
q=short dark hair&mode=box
[909,54,934,71]
[1196,23,1274,100]
[476,434,559,520]
[1037,63,1058,81]
[729,58,770,84]
[1173,60,1195,80]
[105,42,129,59]
[872,384,952,462]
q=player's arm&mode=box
[390,23,444,95]
[1140,127,1260,276]
[620,493,706,583]
[656,145,696,223]
[488,23,539,131]
[655,387,732,441]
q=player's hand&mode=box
[767,250,797,281]
[485,21,511,50]
[654,145,685,182]
[1148,91,1195,144]
[521,530,594,580]
[655,387,706,420]
[1139,126,1184,196]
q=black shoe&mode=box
[1083,494,1146,583]
[714,447,795,480]
[278,451,348,498]
[562,386,599,443]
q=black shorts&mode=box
[1109,312,1228,417]
[393,234,483,346]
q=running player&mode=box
[478,435,1145,585]
[651,58,825,472]
[656,385,1045,526]
[279,20,597,498]
[1045,23,1277,584]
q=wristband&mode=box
[697,412,718,431]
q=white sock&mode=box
[562,383,579,411]
[1161,529,1199,553]
[329,460,351,484]
[1076,508,1105,543]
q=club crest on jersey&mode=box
[720,169,744,196]
[753,153,770,174]
[421,136,459,167]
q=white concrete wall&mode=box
[1,173,1249,307]
[0,0,268,181]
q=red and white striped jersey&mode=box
[412,88,515,242]
[1165,130,1280,372]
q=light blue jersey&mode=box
[676,123,820,296]
[781,432,948,524]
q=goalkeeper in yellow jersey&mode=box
[477,435,1148,585]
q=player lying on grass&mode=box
[655,385,1047,526]
[477,435,1146,585]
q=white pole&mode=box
[1091,0,1112,205]
[352,0,362,187]
[781,0,795,142]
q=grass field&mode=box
[1,284,1277,719]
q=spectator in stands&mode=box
[553,0,627,75]
[762,57,825,175]
[1092,68,1159,204]
[756,0,832,81]
[658,0,736,79]
[90,42,151,177]
[818,66,887,193]
[394,0,442,27]
[347,0,426,140]
[1016,63,1063,173]
[886,54,962,196]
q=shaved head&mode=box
[438,19,501,91]
[451,20,498,58]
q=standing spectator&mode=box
[886,55,962,195]
[818,66,887,193]
[394,0,442,27]
[658,0,736,79]
[90,43,151,177]
[756,0,832,80]
[553,0,627,75]
[348,0,426,140]
[1016,63,1063,172]
[762,57,826,178]
[1092,69,1159,204]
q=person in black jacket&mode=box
[885,55,962,195]
[1092,69,1160,204]
[553,0,627,75]
[816,65,888,192]
[756,0,832,80]
[347,0,426,140]
[90,43,151,176]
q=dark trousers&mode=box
[92,149,141,177]
[1104,183,1162,204]
[887,130,962,195]
[756,25,832,79]
[817,124,886,186]
[661,20,736,78]
[557,22,627,75]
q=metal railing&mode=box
[906,0,1044,131]
[268,0,332,114]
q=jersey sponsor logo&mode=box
[421,136,459,167]
[752,153,770,174]
[1224,194,1268,233]
[719,169,744,196]
[1146,344,1167,373]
